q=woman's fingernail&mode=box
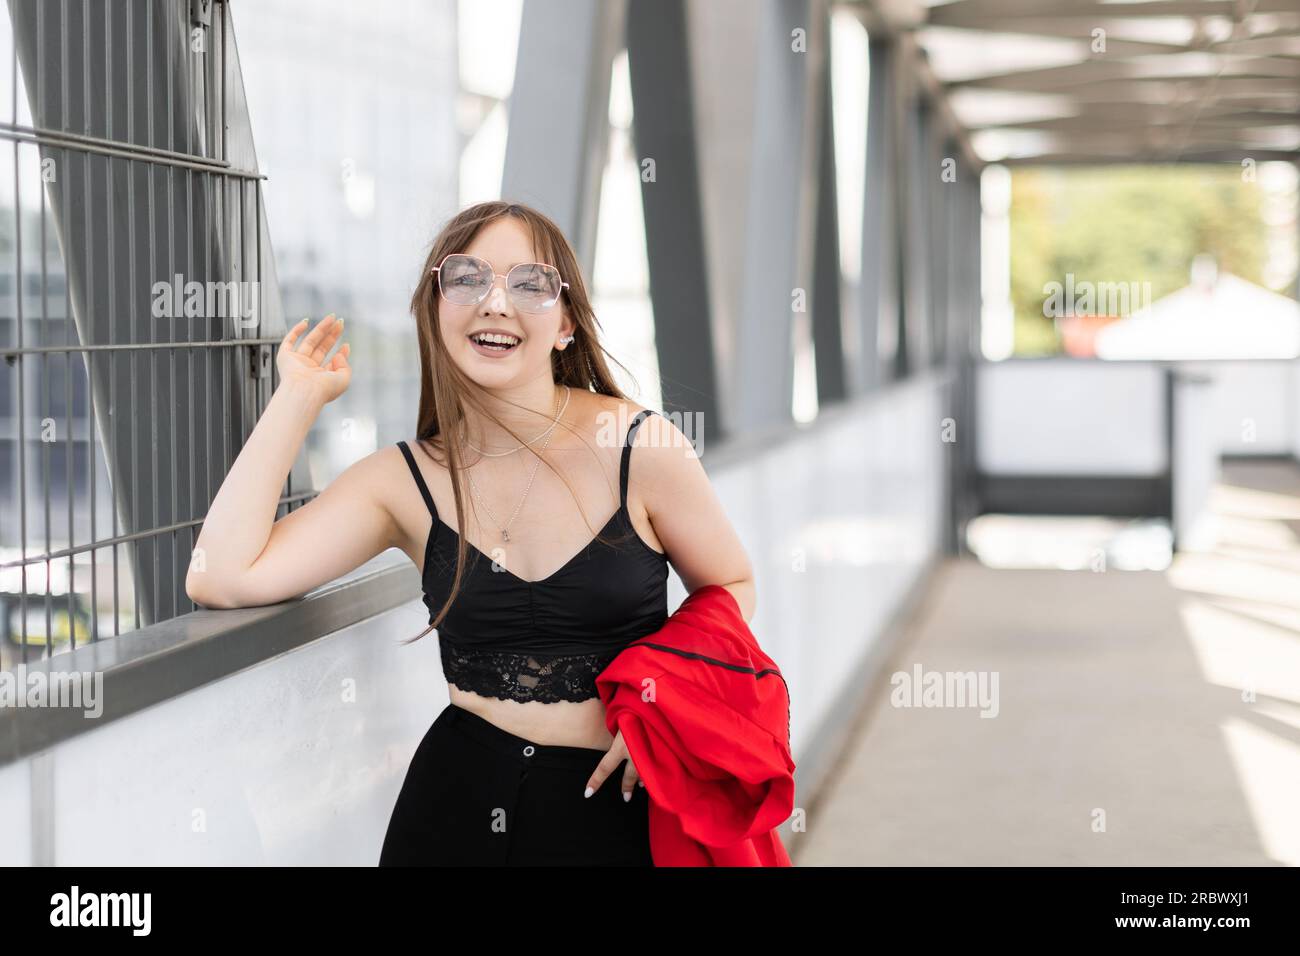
[584,786,593,798]
[623,791,632,803]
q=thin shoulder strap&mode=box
[396,440,438,520]
[620,410,659,508]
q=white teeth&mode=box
[471,332,520,347]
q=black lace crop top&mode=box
[396,409,670,704]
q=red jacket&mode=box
[597,584,795,866]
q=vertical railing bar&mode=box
[239,177,247,451]
[156,2,188,618]
[221,178,229,480]
[85,142,98,649]
[35,0,49,660]
[59,0,70,668]
[136,0,152,631]
[98,5,116,642]
[151,308,158,623]
[78,9,116,650]
[171,524,178,617]
[38,0,53,663]
[219,0,225,164]
[199,0,207,158]
[152,0,168,621]
[35,0,43,125]
[79,61,90,650]
[76,0,93,654]
[215,0,223,506]
[62,147,71,662]
[151,208,160,625]
[247,184,252,440]
[186,166,195,611]
[80,0,88,134]
[237,174,244,452]
[184,0,192,157]
[168,322,175,619]
[178,14,192,611]
[206,0,212,156]
[14,21,30,661]
[125,0,133,148]
[114,0,133,636]
[204,0,212,158]
[203,171,211,509]
[273,338,283,509]
[93,6,116,643]
[166,0,173,155]
[254,174,262,438]
[165,4,178,621]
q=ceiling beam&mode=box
[946,56,1300,91]
[985,129,1298,152]
[928,0,1295,28]
[1001,147,1300,164]
[841,3,985,170]
[967,112,1300,132]
[921,20,1300,57]
[855,0,1300,163]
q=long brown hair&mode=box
[401,200,645,644]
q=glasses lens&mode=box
[439,255,492,304]
[508,264,562,313]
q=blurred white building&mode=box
[1095,256,1300,361]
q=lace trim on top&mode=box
[439,637,616,704]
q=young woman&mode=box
[186,200,756,866]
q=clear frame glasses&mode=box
[431,253,569,314]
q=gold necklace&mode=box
[466,385,571,543]
[461,385,571,457]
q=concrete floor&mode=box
[793,459,1300,866]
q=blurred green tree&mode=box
[1009,165,1270,355]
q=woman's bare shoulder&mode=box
[326,443,432,503]
[576,393,654,449]
[583,392,656,423]
[395,434,451,473]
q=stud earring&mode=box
[558,334,575,346]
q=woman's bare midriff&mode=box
[447,685,616,752]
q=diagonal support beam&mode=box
[503,0,627,278]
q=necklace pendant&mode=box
[502,529,510,542]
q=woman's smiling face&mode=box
[436,217,573,386]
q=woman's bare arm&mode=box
[632,412,757,622]
[185,315,395,609]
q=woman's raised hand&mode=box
[277,314,352,404]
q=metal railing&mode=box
[0,0,312,670]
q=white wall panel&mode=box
[977,360,1167,475]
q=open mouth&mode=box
[467,331,521,353]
